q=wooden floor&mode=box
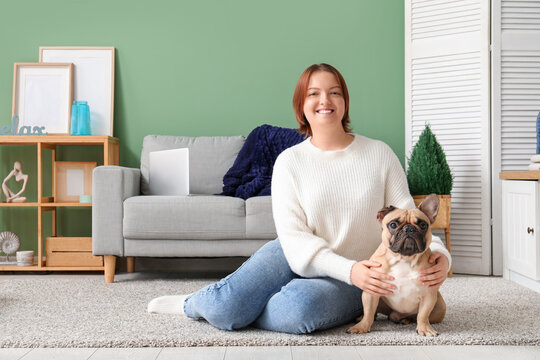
[1,346,539,360]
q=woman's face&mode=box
[303,71,346,133]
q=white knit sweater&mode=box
[271,134,452,285]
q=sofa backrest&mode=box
[140,135,245,195]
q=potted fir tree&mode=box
[407,124,453,229]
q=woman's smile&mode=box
[316,108,334,115]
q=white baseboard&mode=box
[509,270,540,293]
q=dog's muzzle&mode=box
[390,224,426,256]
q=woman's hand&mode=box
[419,252,449,289]
[350,260,396,296]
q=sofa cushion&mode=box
[124,239,269,257]
[140,135,245,195]
[245,196,277,239]
[123,195,246,240]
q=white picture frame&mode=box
[54,161,96,202]
[12,63,74,135]
[39,46,115,136]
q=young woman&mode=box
[148,64,451,334]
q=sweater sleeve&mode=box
[382,144,452,271]
[383,144,415,209]
[429,235,452,271]
[271,154,356,284]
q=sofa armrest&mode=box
[92,166,141,256]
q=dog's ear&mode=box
[377,206,396,223]
[417,194,439,224]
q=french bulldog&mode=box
[347,194,446,336]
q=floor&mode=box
[1,346,539,360]
[2,268,539,360]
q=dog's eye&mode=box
[419,221,428,230]
[389,222,398,229]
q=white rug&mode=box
[1,275,539,347]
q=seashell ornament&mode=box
[0,231,20,262]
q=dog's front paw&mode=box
[347,321,372,334]
[416,323,438,337]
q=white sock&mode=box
[147,294,191,315]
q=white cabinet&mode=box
[502,179,540,293]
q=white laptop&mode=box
[149,148,189,195]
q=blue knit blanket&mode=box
[221,124,305,199]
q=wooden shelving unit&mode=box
[0,135,119,272]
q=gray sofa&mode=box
[92,135,277,283]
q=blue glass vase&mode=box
[77,101,91,135]
[70,101,79,135]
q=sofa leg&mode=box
[104,255,116,283]
[127,257,135,273]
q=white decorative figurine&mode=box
[2,161,28,203]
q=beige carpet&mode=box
[1,275,539,347]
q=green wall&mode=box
[0,0,404,253]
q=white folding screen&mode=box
[492,0,540,275]
[405,0,491,274]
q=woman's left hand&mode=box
[419,252,449,289]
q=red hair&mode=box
[292,63,351,137]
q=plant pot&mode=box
[413,194,451,229]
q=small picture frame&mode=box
[12,63,74,135]
[54,161,96,202]
[39,47,115,136]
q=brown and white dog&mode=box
[347,194,446,336]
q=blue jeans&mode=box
[184,238,364,334]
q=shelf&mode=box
[0,135,118,145]
[0,263,104,271]
[0,263,38,270]
[0,202,92,207]
[40,266,105,271]
[0,202,39,207]
[41,202,92,207]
